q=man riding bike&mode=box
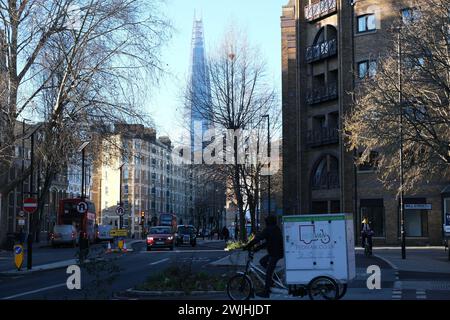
[361,217,374,255]
[242,215,284,298]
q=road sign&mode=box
[18,219,25,226]
[23,198,38,214]
[110,229,128,237]
[116,206,125,216]
[404,204,432,210]
[18,211,25,217]
[77,201,88,214]
[14,244,24,271]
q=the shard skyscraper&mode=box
[189,16,211,161]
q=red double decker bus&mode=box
[58,198,97,242]
[158,213,177,232]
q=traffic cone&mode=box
[122,240,127,253]
[106,242,112,253]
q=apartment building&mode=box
[92,124,198,236]
[281,0,450,245]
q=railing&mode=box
[312,172,340,190]
[306,82,338,105]
[306,127,339,147]
[306,39,337,63]
[305,0,337,22]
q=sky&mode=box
[147,0,287,142]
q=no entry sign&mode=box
[23,198,38,214]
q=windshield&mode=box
[54,225,73,233]
[150,227,172,234]
[178,226,194,234]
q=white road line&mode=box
[148,258,170,266]
[140,249,224,254]
[1,283,66,300]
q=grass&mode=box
[225,233,255,251]
[135,265,227,294]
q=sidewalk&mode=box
[373,246,450,273]
[0,239,142,276]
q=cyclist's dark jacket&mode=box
[247,225,284,259]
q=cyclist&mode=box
[243,215,284,298]
[361,217,374,255]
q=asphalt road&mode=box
[1,242,449,300]
[0,240,230,300]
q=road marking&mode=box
[140,249,225,254]
[149,258,170,266]
[1,283,66,300]
[416,289,427,300]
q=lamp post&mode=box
[77,141,90,200]
[119,163,124,229]
[24,123,42,270]
[397,28,406,260]
[262,114,271,218]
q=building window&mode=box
[402,7,421,24]
[400,198,429,237]
[358,60,377,79]
[357,14,376,33]
[360,199,385,237]
[311,155,339,190]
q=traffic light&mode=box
[140,211,145,225]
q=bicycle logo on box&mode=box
[299,225,331,244]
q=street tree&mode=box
[0,0,170,247]
[344,0,450,192]
[184,26,277,241]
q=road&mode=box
[1,242,449,300]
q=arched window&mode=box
[311,155,339,190]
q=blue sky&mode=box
[148,0,287,140]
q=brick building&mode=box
[281,0,450,245]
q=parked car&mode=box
[175,225,197,247]
[95,225,114,243]
[146,226,175,251]
[50,224,78,248]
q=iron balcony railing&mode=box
[306,39,337,63]
[306,127,339,147]
[305,0,337,22]
[312,172,340,190]
[306,82,338,105]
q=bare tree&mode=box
[344,0,450,193]
[184,26,277,241]
[0,0,170,246]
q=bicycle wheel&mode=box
[336,283,348,300]
[308,276,339,300]
[227,274,253,300]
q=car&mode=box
[175,225,197,247]
[50,224,78,248]
[95,225,114,243]
[146,226,175,251]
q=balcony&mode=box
[306,127,339,147]
[305,0,337,22]
[306,39,337,63]
[306,82,338,105]
[312,172,340,190]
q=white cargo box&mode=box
[282,214,356,285]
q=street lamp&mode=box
[77,141,90,200]
[262,114,271,220]
[118,163,124,229]
[396,27,406,260]
[23,122,42,270]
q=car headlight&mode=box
[168,236,173,240]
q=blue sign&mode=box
[15,246,22,255]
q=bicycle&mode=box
[226,250,347,300]
[362,233,373,257]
